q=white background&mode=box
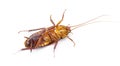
[0,0,120,66]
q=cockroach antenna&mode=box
[70,15,105,30]
[19,9,106,53]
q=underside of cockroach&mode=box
[19,10,104,52]
[19,10,75,52]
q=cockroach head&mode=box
[24,38,35,48]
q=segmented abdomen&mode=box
[38,28,61,47]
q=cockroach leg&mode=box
[21,44,34,52]
[18,28,45,33]
[21,47,30,51]
[30,43,33,52]
[21,48,28,50]
[24,36,29,39]
[56,10,66,26]
[35,37,42,48]
[21,48,32,52]
[53,41,58,52]
[50,15,55,26]
[53,41,58,57]
[67,36,76,47]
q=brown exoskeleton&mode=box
[19,10,104,52]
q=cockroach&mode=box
[19,10,104,52]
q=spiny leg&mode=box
[47,31,58,55]
[18,28,45,33]
[24,36,29,39]
[67,36,76,47]
[50,15,55,26]
[53,41,58,57]
[30,43,33,52]
[53,41,58,52]
[47,32,58,51]
[21,48,30,52]
[21,47,33,52]
[21,47,29,50]
[56,9,66,26]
